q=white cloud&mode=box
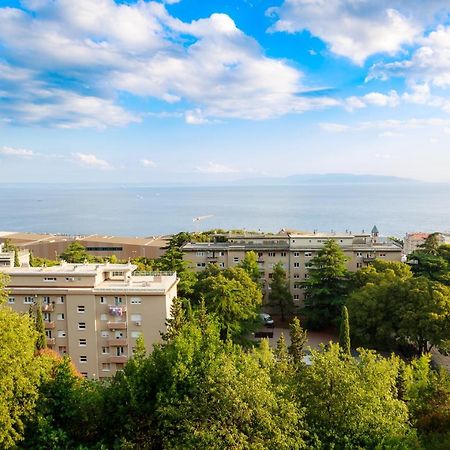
[197,162,238,174]
[320,123,350,133]
[140,159,156,168]
[0,146,34,158]
[345,90,400,110]
[73,153,112,170]
[0,1,338,127]
[268,0,448,65]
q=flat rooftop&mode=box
[1,263,137,276]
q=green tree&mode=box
[195,267,262,339]
[301,240,350,329]
[339,305,351,356]
[289,316,307,363]
[14,248,20,267]
[34,301,47,351]
[161,297,186,342]
[420,233,442,256]
[0,282,41,448]
[239,250,261,283]
[2,238,16,252]
[297,344,411,448]
[59,241,92,263]
[269,262,293,322]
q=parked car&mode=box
[259,313,274,328]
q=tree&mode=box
[297,344,411,448]
[14,249,20,267]
[301,240,350,329]
[239,251,261,284]
[34,301,47,351]
[288,316,307,363]
[195,267,262,339]
[59,241,91,263]
[339,306,351,356]
[269,262,293,322]
[161,297,186,342]
[420,233,442,256]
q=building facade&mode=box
[182,228,402,304]
[1,263,178,378]
[0,242,30,267]
[403,232,450,255]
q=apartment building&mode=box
[182,227,402,304]
[0,242,30,267]
[403,232,450,255]
[0,231,169,260]
[1,262,178,378]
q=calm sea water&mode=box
[0,183,449,237]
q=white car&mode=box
[259,313,274,328]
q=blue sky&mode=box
[1,0,450,183]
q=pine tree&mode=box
[161,297,186,342]
[339,305,351,356]
[35,301,47,351]
[14,249,20,267]
[275,333,289,364]
[269,262,293,322]
[289,316,308,362]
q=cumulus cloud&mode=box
[0,0,338,127]
[268,0,448,65]
[140,159,156,168]
[345,90,400,110]
[197,162,238,174]
[73,152,112,170]
[0,146,34,158]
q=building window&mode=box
[196,251,205,257]
[100,314,108,321]
[379,253,386,257]
[77,305,85,313]
[356,252,363,257]
[293,252,300,257]
[112,271,124,277]
[102,363,110,371]
[356,262,363,268]
[130,297,141,304]
[79,339,87,347]
[102,346,109,354]
[294,283,301,289]
[219,251,225,257]
[101,331,109,338]
[293,274,300,279]
[24,296,34,304]
[80,372,88,378]
[305,252,312,257]
[57,313,65,320]
[196,262,206,268]
[304,274,310,279]
[131,331,142,338]
[219,262,225,268]
[131,314,142,324]
[45,330,52,338]
[57,330,66,338]
[294,294,299,300]
[268,273,273,279]
[100,297,106,304]
[43,277,56,282]
[66,277,75,281]
[294,262,300,268]
[42,296,50,304]
[59,346,67,354]
[43,312,51,321]
[268,252,276,257]
[79,355,87,363]
[8,297,15,304]
[281,252,287,257]
[233,257,239,263]
[86,246,123,252]
[57,296,64,304]
[114,297,123,305]
[78,322,86,330]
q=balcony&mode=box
[363,255,376,263]
[107,321,127,330]
[108,338,128,347]
[44,321,55,329]
[109,355,128,364]
[46,337,56,346]
[42,303,54,312]
[108,305,126,316]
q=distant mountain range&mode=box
[237,173,421,185]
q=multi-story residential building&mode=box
[0,231,169,260]
[1,262,178,378]
[0,242,30,267]
[182,227,402,304]
[403,232,450,255]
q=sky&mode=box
[1,0,450,183]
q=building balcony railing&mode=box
[107,321,127,330]
[42,303,54,312]
[108,338,128,347]
[44,321,55,329]
[108,306,126,316]
[46,337,56,345]
[109,355,128,364]
[363,256,376,263]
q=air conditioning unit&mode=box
[135,321,141,326]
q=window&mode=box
[131,331,142,338]
[57,313,65,320]
[42,296,50,304]
[66,277,75,281]
[45,330,52,338]
[268,273,273,279]
[57,330,66,338]
[233,257,239,263]
[8,297,15,304]
[114,297,123,305]
[79,355,87,363]
[293,274,300,279]
[101,331,109,338]
[356,262,363,268]
[43,277,56,282]
[196,262,206,268]
[100,314,108,321]
[24,296,34,304]
[78,322,86,330]
[79,339,87,347]
[379,253,386,257]
[86,246,123,252]
[196,251,205,257]
[294,294,299,300]
[356,252,363,257]
[59,346,67,354]
[268,252,276,257]
[77,305,85,313]
[80,372,88,378]
[57,296,64,304]
[116,346,125,356]
[102,346,109,354]
[219,262,225,268]
[281,252,287,257]
[305,252,312,257]
[294,262,300,268]
[219,251,225,257]
[130,297,141,304]
[102,363,110,371]
[112,271,124,277]
[304,274,310,279]
[294,252,300,257]
[294,283,301,290]
[100,297,106,304]
[43,312,51,321]
[131,314,142,322]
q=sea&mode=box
[0,183,449,238]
